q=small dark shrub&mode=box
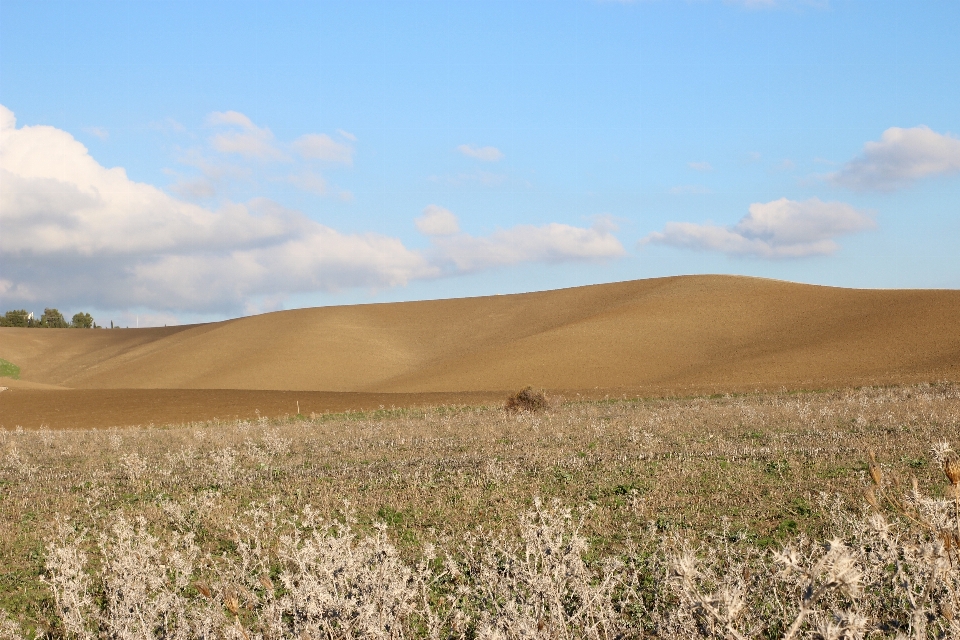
[505,386,548,412]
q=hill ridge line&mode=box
[1,275,958,393]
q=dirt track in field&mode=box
[2,275,959,428]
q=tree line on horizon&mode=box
[0,308,97,329]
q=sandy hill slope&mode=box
[2,275,959,395]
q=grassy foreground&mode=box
[1,384,959,638]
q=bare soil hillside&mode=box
[2,275,959,427]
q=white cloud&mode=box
[688,161,713,172]
[175,112,355,197]
[431,217,625,273]
[286,170,329,195]
[170,149,254,199]
[178,149,253,178]
[0,277,32,300]
[416,205,460,236]
[830,126,960,191]
[641,197,874,258]
[292,133,354,164]
[457,144,504,162]
[150,117,186,133]
[337,129,357,142]
[207,110,287,161]
[1,105,16,132]
[169,176,218,200]
[127,212,435,309]
[83,126,109,140]
[0,106,627,315]
[207,111,258,129]
[0,105,433,312]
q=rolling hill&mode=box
[2,275,959,427]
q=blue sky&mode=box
[1,0,958,326]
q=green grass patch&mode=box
[0,358,20,380]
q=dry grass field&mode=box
[2,276,960,637]
[1,384,959,638]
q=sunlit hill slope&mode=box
[2,275,959,394]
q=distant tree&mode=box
[72,312,94,328]
[1,310,31,327]
[40,308,69,328]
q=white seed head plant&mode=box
[2,384,960,638]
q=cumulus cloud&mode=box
[0,106,14,132]
[194,112,355,195]
[0,105,433,312]
[416,205,460,236]
[154,111,364,200]
[688,161,713,172]
[430,216,625,273]
[830,126,960,191]
[292,133,353,164]
[457,144,504,162]
[168,176,218,200]
[0,106,626,315]
[641,197,874,258]
[207,110,287,161]
[126,212,434,309]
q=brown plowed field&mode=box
[2,275,959,428]
[0,389,508,430]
